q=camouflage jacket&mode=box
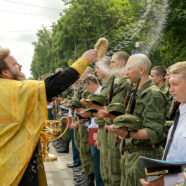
[110,77,131,104]
[106,77,131,125]
[94,76,114,126]
[60,87,73,100]
[125,80,167,146]
[160,84,169,95]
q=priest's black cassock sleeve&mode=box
[45,67,80,101]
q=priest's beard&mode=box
[9,68,26,80]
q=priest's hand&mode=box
[82,49,97,64]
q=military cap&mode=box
[75,112,87,120]
[75,112,90,123]
[85,107,98,113]
[68,99,85,108]
[106,103,125,116]
[111,114,140,130]
[139,156,186,176]
[85,94,106,106]
[58,105,69,110]
[94,117,105,127]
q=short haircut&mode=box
[80,66,94,81]
[169,61,186,79]
[83,74,99,85]
[0,48,10,75]
[129,54,152,73]
[55,67,64,73]
[114,51,130,63]
[151,66,167,77]
[97,56,111,67]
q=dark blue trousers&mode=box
[90,145,104,186]
[47,108,54,120]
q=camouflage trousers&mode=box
[78,125,94,175]
[97,127,110,186]
[121,145,163,186]
[107,132,121,186]
[60,120,71,142]
[74,127,80,151]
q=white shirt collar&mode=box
[179,103,186,115]
[94,86,102,94]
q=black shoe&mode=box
[53,138,64,148]
[74,173,86,182]
[57,141,69,153]
[67,163,74,168]
[73,165,82,172]
[75,174,95,186]
[75,179,87,186]
[74,174,88,185]
[67,163,80,168]
[73,169,82,175]
[81,174,95,186]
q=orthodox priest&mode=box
[0,47,97,186]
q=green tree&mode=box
[159,0,186,66]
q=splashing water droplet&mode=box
[97,0,169,76]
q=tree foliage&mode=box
[159,0,186,66]
[31,0,185,79]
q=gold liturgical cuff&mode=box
[71,56,90,75]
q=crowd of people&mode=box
[48,51,186,186]
[0,46,186,186]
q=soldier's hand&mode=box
[60,100,67,105]
[72,121,80,129]
[95,140,100,150]
[82,49,97,64]
[53,96,63,101]
[98,110,109,119]
[105,125,128,139]
[78,108,86,113]
[93,133,98,140]
[80,111,91,118]
[140,177,164,186]
[80,98,92,106]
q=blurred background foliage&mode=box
[31,0,186,79]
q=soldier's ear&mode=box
[120,60,125,66]
[139,66,145,75]
[159,75,164,81]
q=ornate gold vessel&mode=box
[40,117,70,162]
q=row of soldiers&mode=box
[55,51,180,186]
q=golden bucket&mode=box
[40,117,70,162]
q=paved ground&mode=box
[44,143,74,186]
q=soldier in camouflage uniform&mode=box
[151,66,169,94]
[52,67,74,153]
[80,57,112,185]
[94,58,112,186]
[106,54,167,186]
[54,87,74,153]
[98,51,131,186]
[151,66,172,148]
[71,69,95,186]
